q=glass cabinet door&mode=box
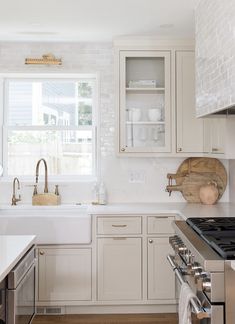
[119,51,171,153]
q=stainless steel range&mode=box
[167,217,235,324]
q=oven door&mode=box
[7,263,35,324]
[167,255,224,324]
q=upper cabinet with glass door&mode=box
[119,51,171,154]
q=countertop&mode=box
[87,202,235,220]
[1,202,235,220]
[0,235,36,282]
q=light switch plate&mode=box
[128,170,146,183]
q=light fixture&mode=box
[25,53,62,65]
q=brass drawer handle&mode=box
[154,216,172,219]
[112,224,127,228]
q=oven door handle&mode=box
[167,255,210,320]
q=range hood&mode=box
[195,0,235,118]
[211,106,235,116]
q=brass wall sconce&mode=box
[25,53,62,65]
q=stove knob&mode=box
[196,272,208,289]
[202,278,211,293]
[192,265,203,282]
[176,243,186,253]
[187,253,195,265]
[169,236,181,249]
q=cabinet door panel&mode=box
[176,51,204,153]
[148,237,175,300]
[38,248,92,301]
[204,118,225,154]
[119,50,171,153]
[97,237,142,300]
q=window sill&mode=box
[0,175,98,183]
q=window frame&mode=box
[0,73,100,182]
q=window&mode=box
[2,74,98,179]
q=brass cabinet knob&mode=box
[121,148,125,152]
[149,239,153,244]
[212,147,219,152]
[39,251,45,256]
[178,148,182,152]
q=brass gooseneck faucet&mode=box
[35,158,48,193]
[12,177,21,205]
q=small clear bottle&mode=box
[99,182,107,205]
[92,182,99,204]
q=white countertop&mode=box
[87,202,235,220]
[0,235,36,282]
[1,202,235,219]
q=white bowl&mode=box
[148,108,161,122]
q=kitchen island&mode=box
[0,235,36,281]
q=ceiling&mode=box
[0,0,198,42]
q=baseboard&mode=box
[36,304,177,315]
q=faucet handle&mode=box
[33,185,38,195]
[55,185,59,195]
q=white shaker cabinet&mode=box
[147,237,175,300]
[176,51,204,153]
[147,216,175,300]
[97,237,142,301]
[38,247,92,302]
[118,50,172,154]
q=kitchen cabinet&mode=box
[38,247,92,302]
[97,237,142,301]
[176,51,204,153]
[96,216,142,300]
[147,216,175,300]
[203,118,225,155]
[118,50,171,154]
[147,237,175,299]
[96,214,176,303]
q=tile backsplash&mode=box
[0,41,229,204]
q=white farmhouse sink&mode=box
[0,204,91,244]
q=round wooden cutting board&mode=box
[173,157,227,203]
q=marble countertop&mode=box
[1,202,235,220]
[0,235,36,282]
[87,202,235,220]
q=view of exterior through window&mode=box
[4,76,97,177]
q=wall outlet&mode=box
[128,170,146,183]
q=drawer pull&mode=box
[154,216,172,219]
[112,224,127,228]
[39,251,45,256]
[149,239,153,244]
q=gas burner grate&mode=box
[202,234,235,259]
[186,217,235,259]
[186,217,235,236]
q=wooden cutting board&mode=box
[166,157,227,203]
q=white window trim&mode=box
[0,73,100,182]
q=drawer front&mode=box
[97,217,142,235]
[147,215,175,234]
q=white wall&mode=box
[195,0,235,116]
[0,41,229,204]
[229,160,235,203]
